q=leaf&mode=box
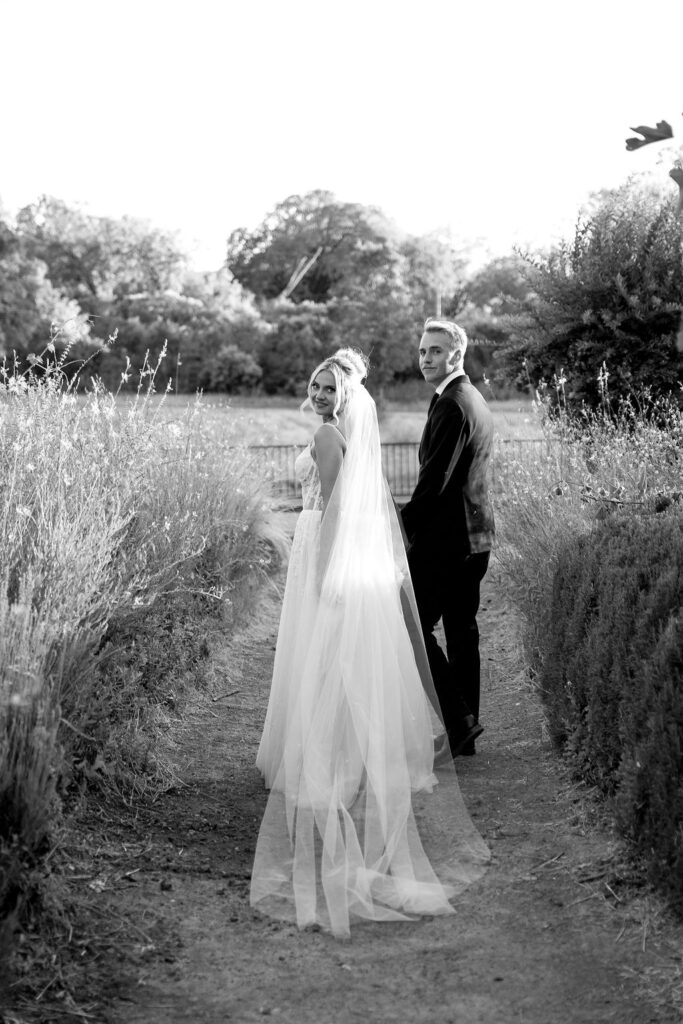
[625,120,673,151]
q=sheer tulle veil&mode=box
[250,353,489,937]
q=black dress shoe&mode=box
[450,716,484,758]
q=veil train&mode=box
[250,383,489,936]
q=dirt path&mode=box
[68,558,682,1024]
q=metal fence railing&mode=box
[249,439,547,504]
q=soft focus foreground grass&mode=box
[0,371,284,974]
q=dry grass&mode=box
[114,392,540,445]
[0,354,287,992]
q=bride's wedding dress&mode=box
[251,386,489,937]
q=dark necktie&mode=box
[428,391,439,416]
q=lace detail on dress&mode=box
[296,446,323,511]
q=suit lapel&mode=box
[419,376,469,463]
[419,391,439,461]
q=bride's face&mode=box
[310,370,338,420]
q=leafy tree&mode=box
[502,179,683,405]
[3,197,276,392]
[328,271,416,404]
[0,221,50,355]
[226,191,436,396]
[200,344,262,392]
[0,214,91,360]
[93,271,269,392]
[465,255,532,320]
[17,196,186,309]
[460,254,532,353]
[399,231,470,322]
[226,190,399,304]
[257,301,334,394]
[454,255,533,392]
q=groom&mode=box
[401,318,495,757]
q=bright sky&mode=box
[3,0,682,271]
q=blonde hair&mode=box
[423,317,468,358]
[305,348,369,421]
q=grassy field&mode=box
[123,393,542,445]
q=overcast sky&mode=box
[3,0,682,270]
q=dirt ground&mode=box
[23,555,683,1024]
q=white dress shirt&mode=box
[435,370,466,396]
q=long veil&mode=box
[250,384,489,937]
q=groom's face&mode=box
[418,331,459,388]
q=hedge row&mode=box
[538,511,683,906]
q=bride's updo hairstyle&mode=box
[305,347,369,423]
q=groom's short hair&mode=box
[423,318,468,357]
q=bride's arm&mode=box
[315,424,345,511]
[314,424,345,591]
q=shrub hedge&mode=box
[539,510,683,906]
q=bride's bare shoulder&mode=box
[313,421,347,452]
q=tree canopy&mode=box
[225,191,476,398]
[8,180,680,405]
[226,190,403,304]
[16,196,186,306]
[502,179,683,404]
[1,197,266,391]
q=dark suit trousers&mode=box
[408,548,490,735]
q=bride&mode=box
[250,348,489,937]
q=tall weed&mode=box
[0,348,283,950]
[495,374,682,663]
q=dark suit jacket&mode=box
[401,375,495,557]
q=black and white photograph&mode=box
[1,1,682,1021]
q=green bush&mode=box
[257,300,333,394]
[496,382,683,908]
[539,512,683,906]
[200,343,262,392]
[503,178,683,406]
